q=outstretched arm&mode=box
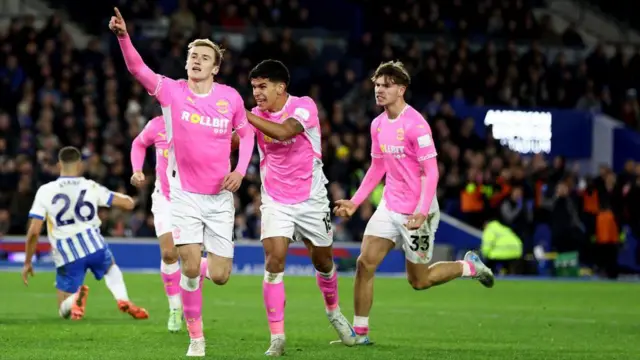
[351,122,386,206]
[246,111,303,141]
[351,157,386,206]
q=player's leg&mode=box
[90,248,149,319]
[55,261,89,320]
[201,191,235,286]
[353,203,399,344]
[402,212,495,290]
[154,191,183,331]
[295,202,356,346]
[158,232,183,332]
[171,190,207,356]
[259,197,296,356]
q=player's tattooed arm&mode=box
[245,111,304,141]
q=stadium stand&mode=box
[1,0,639,278]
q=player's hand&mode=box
[333,199,357,218]
[109,7,127,37]
[405,213,427,230]
[222,171,243,192]
[130,171,145,187]
[21,263,34,286]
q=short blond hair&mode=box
[371,60,411,86]
[187,39,225,67]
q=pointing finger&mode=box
[114,7,123,20]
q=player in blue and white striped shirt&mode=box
[21,146,148,320]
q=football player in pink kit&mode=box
[130,116,183,332]
[334,61,495,345]
[110,8,255,357]
[245,60,356,355]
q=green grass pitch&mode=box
[0,271,638,359]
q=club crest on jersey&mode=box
[216,100,229,114]
[156,148,169,158]
[396,128,405,141]
[181,111,230,134]
[380,144,406,158]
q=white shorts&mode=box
[151,190,172,237]
[363,200,440,264]
[170,187,235,258]
[260,192,333,247]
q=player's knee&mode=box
[408,277,433,290]
[356,256,377,275]
[209,269,230,285]
[161,247,179,264]
[181,261,200,278]
[265,254,286,273]
[311,250,334,273]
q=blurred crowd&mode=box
[1,0,639,275]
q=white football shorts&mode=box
[363,199,440,264]
[170,187,235,258]
[260,191,333,247]
[151,189,172,237]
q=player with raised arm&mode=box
[130,115,182,332]
[130,117,241,333]
[21,146,148,321]
[110,8,255,357]
[333,61,495,345]
[245,60,356,356]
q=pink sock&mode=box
[180,274,204,339]
[354,326,369,335]
[161,269,181,297]
[263,273,286,336]
[316,268,339,311]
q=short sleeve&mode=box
[91,181,115,207]
[370,120,383,159]
[409,120,437,161]
[28,188,48,220]
[291,97,318,129]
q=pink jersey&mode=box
[154,79,251,194]
[117,35,254,195]
[252,95,327,204]
[371,105,438,215]
[131,116,170,199]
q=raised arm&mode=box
[110,7,161,96]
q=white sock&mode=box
[354,316,369,332]
[317,265,336,279]
[458,260,474,277]
[180,274,200,291]
[59,294,76,318]
[104,264,130,301]
[161,260,180,274]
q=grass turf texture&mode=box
[0,272,638,359]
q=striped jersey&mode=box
[28,176,114,267]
